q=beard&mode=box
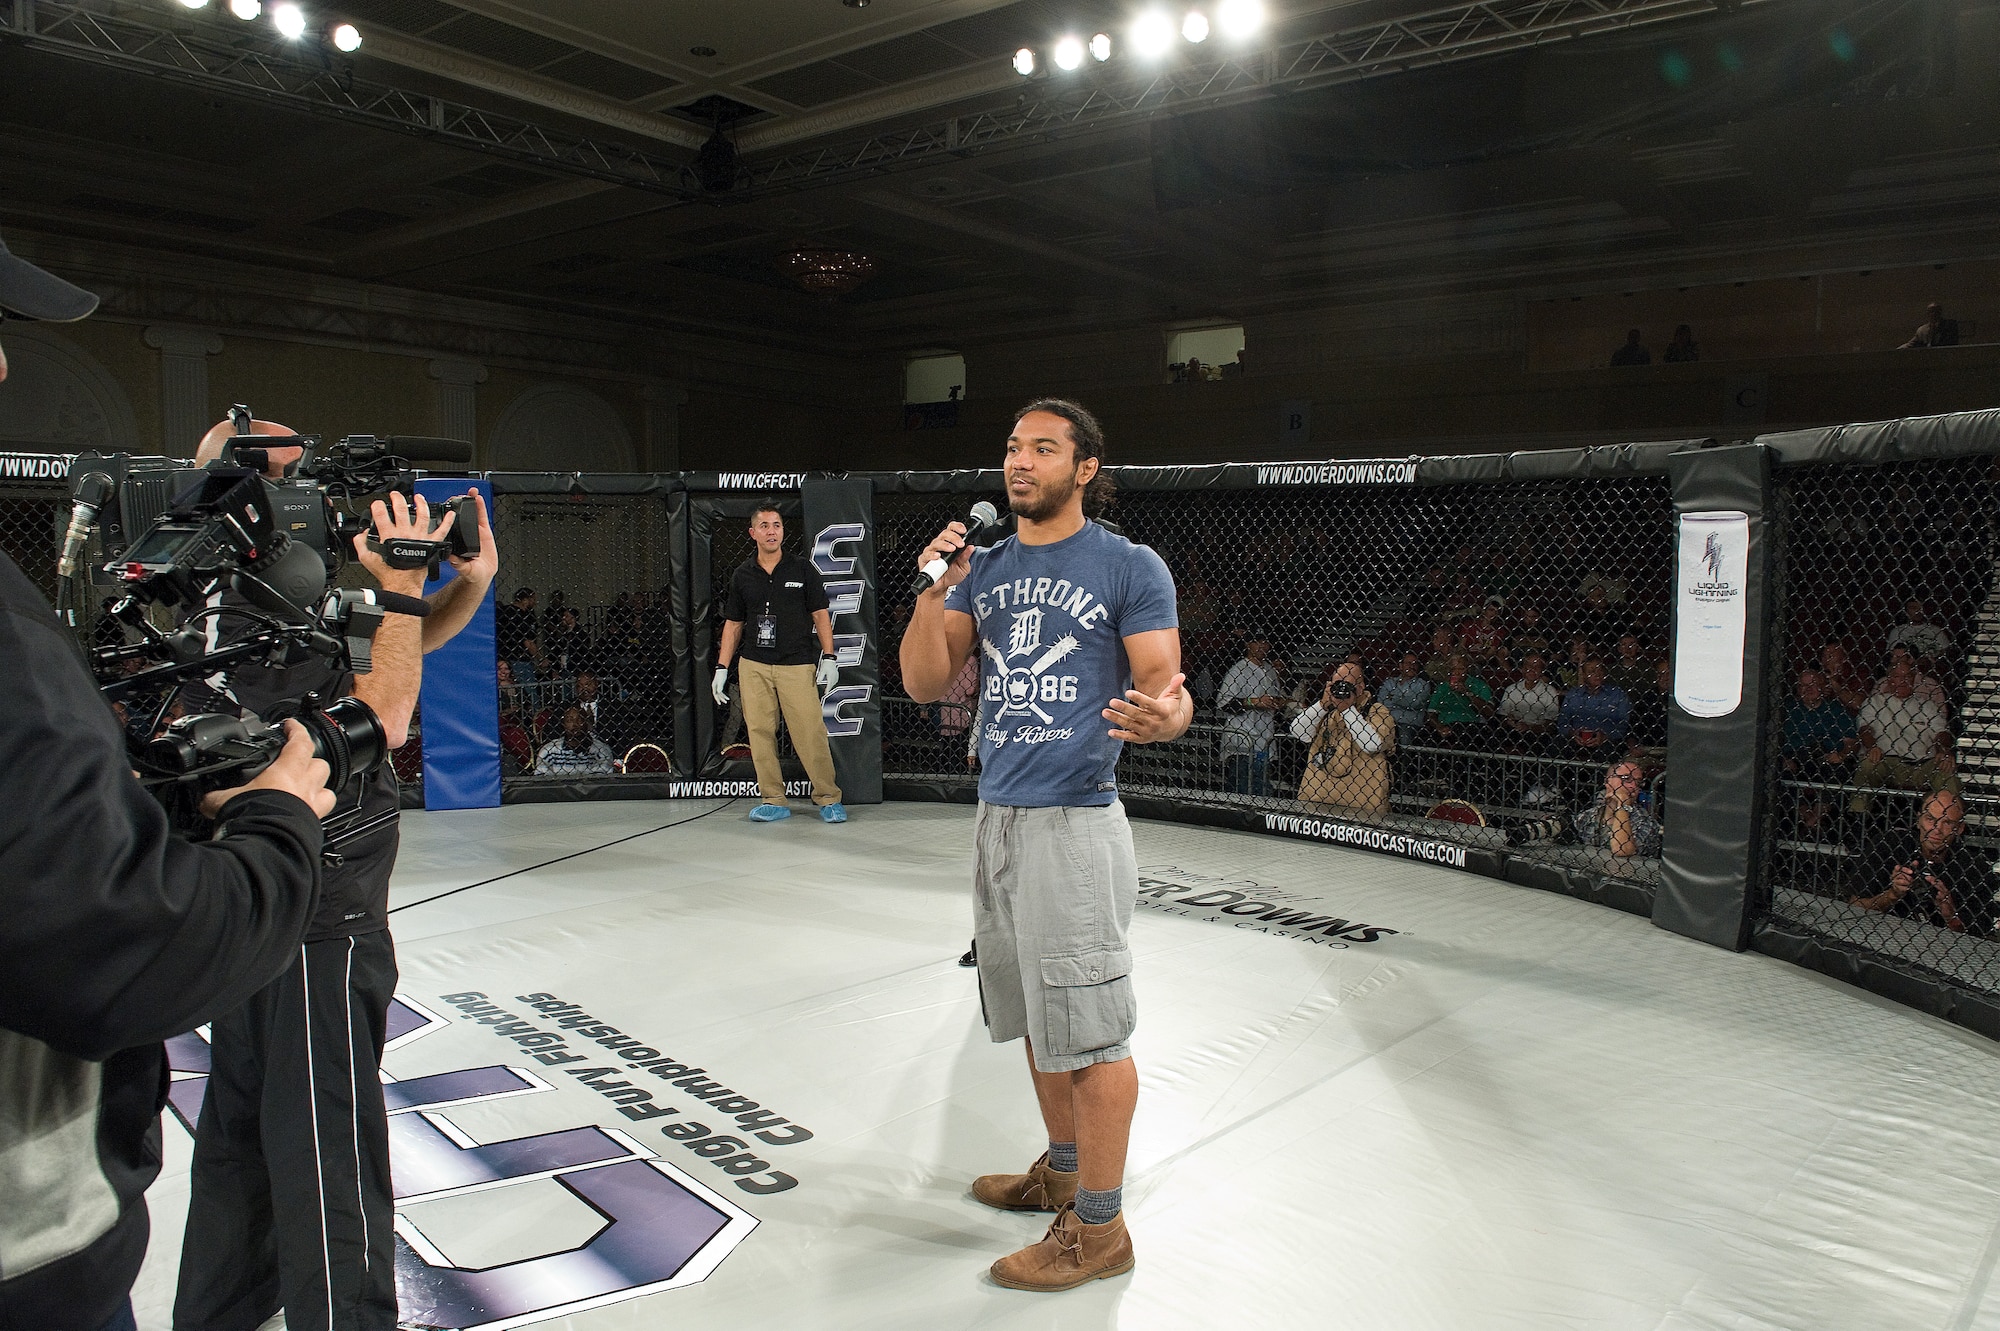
[1008,466,1081,522]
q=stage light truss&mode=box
[745,0,1777,191]
[0,0,1777,204]
[0,0,702,200]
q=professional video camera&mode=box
[61,410,475,804]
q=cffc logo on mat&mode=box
[166,995,759,1329]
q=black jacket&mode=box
[0,551,324,1331]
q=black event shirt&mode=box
[724,552,829,667]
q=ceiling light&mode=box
[1012,46,1037,76]
[778,248,876,297]
[331,21,361,50]
[271,1,305,37]
[228,0,259,18]
[176,0,211,9]
[1130,10,1174,58]
[1182,10,1210,43]
[1089,32,1112,61]
[1053,35,1084,71]
[1217,0,1263,39]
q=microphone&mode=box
[385,437,474,465]
[374,590,431,618]
[910,501,1000,596]
[58,472,114,579]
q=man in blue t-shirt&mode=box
[902,398,1187,1293]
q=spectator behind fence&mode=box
[496,585,542,682]
[1459,600,1507,668]
[1426,654,1496,745]
[1509,604,1553,664]
[1290,662,1395,816]
[1559,635,1594,688]
[1849,655,1959,815]
[1378,652,1433,736]
[1818,641,1870,712]
[1663,324,1699,363]
[1499,651,1562,746]
[1610,329,1651,366]
[1783,668,1857,833]
[1408,565,1450,624]
[543,605,590,677]
[1886,599,1953,666]
[1899,302,1961,349]
[1873,645,1949,710]
[1216,636,1282,797]
[1575,759,1662,858]
[535,705,617,777]
[1627,659,1674,753]
[1559,659,1631,754]
[1574,584,1626,649]
[1607,634,1651,696]
[1423,626,1460,682]
[1847,790,1990,934]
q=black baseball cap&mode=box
[0,230,99,322]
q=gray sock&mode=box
[1046,1141,1078,1174]
[1074,1184,1121,1226]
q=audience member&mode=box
[1847,790,1989,934]
[1886,599,1952,665]
[1559,635,1594,689]
[1459,601,1507,668]
[543,606,590,677]
[1899,302,1961,349]
[1782,668,1857,833]
[1818,641,1870,712]
[1423,626,1460,682]
[1426,654,1496,745]
[1291,662,1394,817]
[496,586,542,682]
[1626,659,1674,753]
[1578,566,1630,606]
[1574,584,1625,648]
[1610,329,1651,366]
[1509,604,1553,663]
[1216,637,1283,797]
[534,705,616,777]
[1498,651,1562,745]
[1439,572,1485,624]
[1377,652,1433,737]
[1558,659,1631,754]
[1575,759,1662,858]
[1849,655,1958,815]
[1607,634,1650,696]
[1663,324,1699,363]
[1873,645,1948,710]
[1407,566,1450,624]
[1484,548,1522,604]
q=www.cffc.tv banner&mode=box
[800,479,881,804]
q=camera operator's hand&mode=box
[445,491,498,590]
[354,492,442,596]
[1888,863,1917,898]
[918,521,974,595]
[200,720,336,820]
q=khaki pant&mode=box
[1847,751,1959,814]
[739,657,842,806]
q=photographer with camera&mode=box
[171,419,497,1331]
[1,234,339,1331]
[1289,660,1396,816]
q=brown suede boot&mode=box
[990,1203,1135,1291]
[971,1152,1078,1212]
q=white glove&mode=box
[815,655,839,692]
[711,666,730,707]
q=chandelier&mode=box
[778,247,876,296]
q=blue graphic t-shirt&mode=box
[943,520,1178,807]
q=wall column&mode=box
[142,325,223,454]
[428,358,488,457]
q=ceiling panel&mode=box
[541,51,682,101]
[746,62,885,109]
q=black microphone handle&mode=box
[375,590,432,618]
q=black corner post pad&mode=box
[1654,442,1774,951]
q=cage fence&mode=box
[872,474,1679,896]
[1760,452,2000,995]
[491,492,678,783]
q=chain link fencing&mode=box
[873,470,1679,909]
[490,491,679,789]
[1761,452,2000,995]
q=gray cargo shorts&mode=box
[973,799,1139,1074]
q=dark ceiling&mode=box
[1,0,1995,355]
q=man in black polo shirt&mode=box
[714,502,846,822]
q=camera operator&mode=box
[0,233,338,1331]
[1290,661,1395,816]
[172,419,498,1331]
[1847,789,1990,935]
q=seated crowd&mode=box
[494,584,674,775]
